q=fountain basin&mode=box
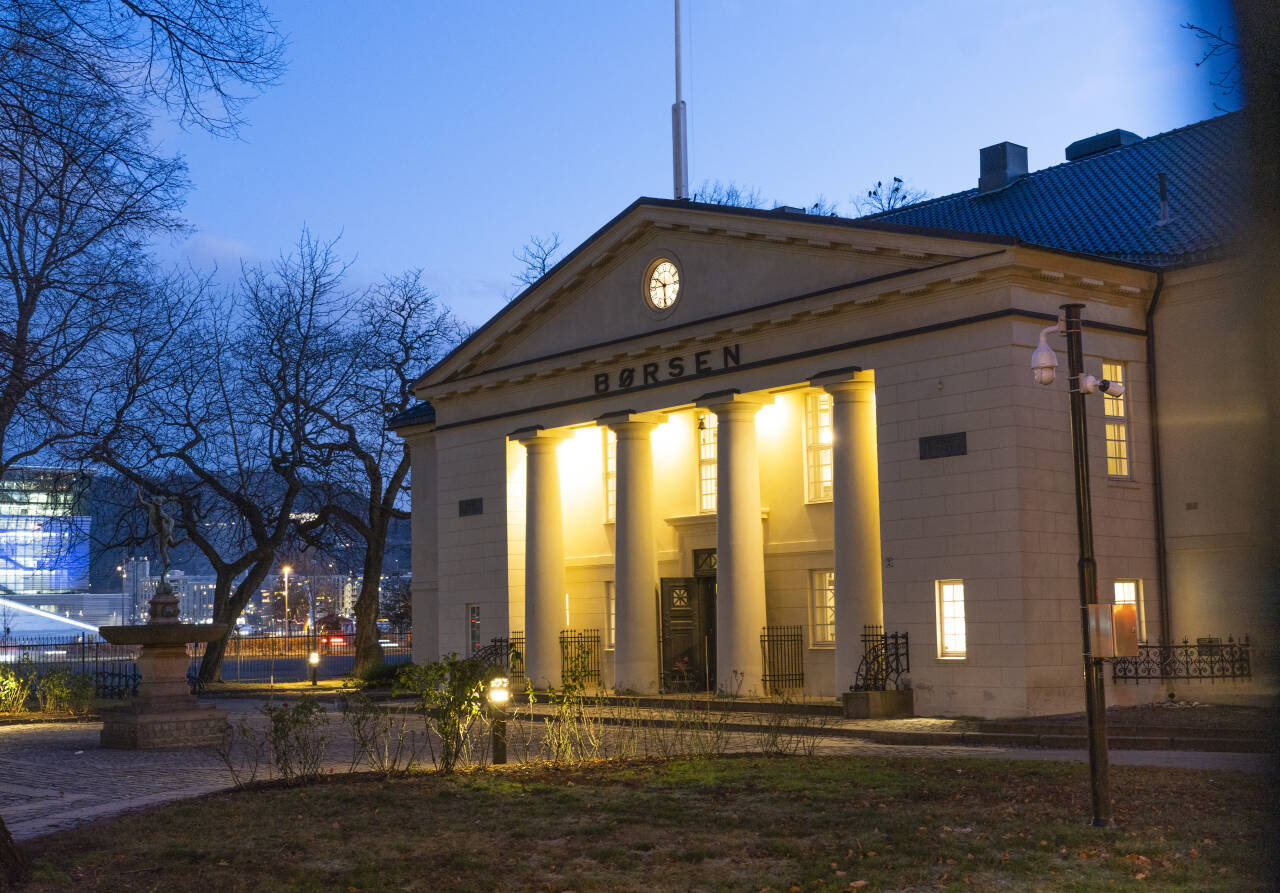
[99,623,230,749]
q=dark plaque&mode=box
[458,498,484,517]
[919,432,967,461]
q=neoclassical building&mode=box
[394,113,1267,717]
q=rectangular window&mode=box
[808,569,836,647]
[467,604,481,656]
[603,428,617,522]
[605,581,615,650]
[805,392,834,502]
[1113,578,1146,642]
[935,580,967,658]
[697,411,718,513]
[1101,361,1130,478]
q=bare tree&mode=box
[1182,22,1242,105]
[508,232,561,298]
[0,62,187,479]
[854,176,930,216]
[693,179,765,208]
[93,231,353,682]
[301,269,461,675]
[0,0,285,137]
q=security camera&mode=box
[1080,375,1124,397]
[1031,328,1059,386]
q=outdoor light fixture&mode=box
[308,650,319,686]
[1032,303,1114,828]
[488,676,510,764]
[1031,321,1061,385]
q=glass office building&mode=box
[0,468,91,599]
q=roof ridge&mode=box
[867,111,1242,219]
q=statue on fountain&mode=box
[136,490,184,623]
[97,492,229,748]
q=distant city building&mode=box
[0,468,91,600]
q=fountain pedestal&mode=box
[98,621,229,749]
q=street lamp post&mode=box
[1032,302,1123,827]
[282,565,292,640]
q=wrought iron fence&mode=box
[188,627,413,684]
[0,634,139,699]
[1111,636,1252,683]
[851,625,911,691]
[474,635,524,687]
[760,625,805,695]
[560,629,601,686]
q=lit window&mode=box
[605,581,615,650]
[1114,578,1146,642]
[805,392,833,502]
[809,570,835,646]
[936,580,967,658]
[467,604,481,656]
[1101,361,1129,478]
[697,411,718,513]
[603,428,617,522]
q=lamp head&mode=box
[308,651,320,666]
[487,676,510,706]
[1031,332,1058,386]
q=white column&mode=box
[601,411,666,693]
[698,391,770,696]
[513,427,568,689]
[812,368,885,691]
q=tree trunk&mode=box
[199,564,271,683]
[0,813,27,889]
[353,543,385,677]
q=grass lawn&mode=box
[22,754,1269,892]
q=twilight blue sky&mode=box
[155,0,1239,327]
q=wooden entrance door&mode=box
[660,575,715,692]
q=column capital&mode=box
[597,410,667,434]
[696,388,772,416]
[509,425,570,447]
[809,367,874,398]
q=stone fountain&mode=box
[98,492,229,749]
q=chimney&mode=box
[978,141,1028,194]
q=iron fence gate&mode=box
[851,625,910,691]
[559,629,601,686]
[760,625,805,695]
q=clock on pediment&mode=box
[643,257,681,314]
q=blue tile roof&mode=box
[388,401,435,430]
[862,114,1243,267]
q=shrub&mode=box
[357,660,404,687]
[263,696,328,782]
[396,653,491,773]
[339,684,422,776]
[0,665,33,713]
[35,669,96,715]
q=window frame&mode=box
[804,391,834,503]
[603,428,617,523]
[1101,360,1130,479]
[467,603,481,657]
[808,569,836,648]
[696,410,718,514]
[1113,578,1146,642]
[604,581,616,651]
[935,579,967,659]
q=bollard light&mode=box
[308,650,319,686]
[487,676,510,706]
[487,676,510,765]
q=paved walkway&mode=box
[0,698,1267,841]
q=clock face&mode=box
[646,260,680,310]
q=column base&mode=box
[842,689,914,719]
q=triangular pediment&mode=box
[419,199,1007,393]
